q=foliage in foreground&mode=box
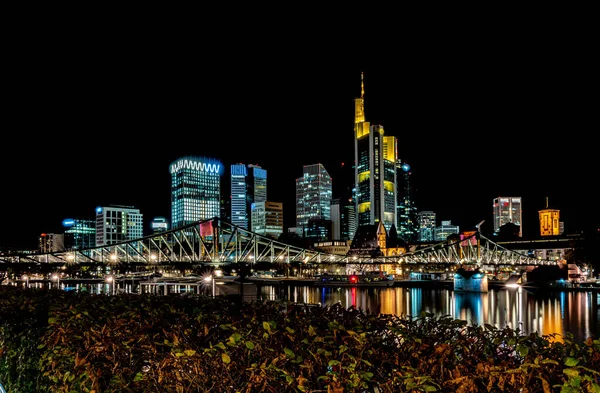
[1,286,599,392]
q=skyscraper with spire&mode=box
[354,72,398,234]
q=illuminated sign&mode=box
[62,219,75,227]
[170,157,223,175]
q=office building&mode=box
[418,211,436,242]
[539,198,560,236]
[396,161,418,242]
[354,72,398,233]
[295,163,332,239]
[493,197,522,237]
[251,201,283,239]
[434,220,459,242]
[62,218,96,250]
[150,217,169,234]
[230,163,267,230]
[170,156,223,230]
[39,233,65,253]
[95,205,143,246]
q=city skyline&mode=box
[3,60,597,250]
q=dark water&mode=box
[19,281,600,344]
[258,284,600,344]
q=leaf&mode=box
[246,341,255,349]
[263,322,271,332]
[286,326,295,333]
[328,360,340,367]
[222,353,231,364]
[284,348,295,358]
[516,345,528,357]
[563,368,580,377]
[308,325,316,336]
[184,350,196,356]
[48,318,57,325]
[564,357,579,367]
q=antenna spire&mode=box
[361,72,364,99]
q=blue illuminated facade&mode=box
[230,164,267,230]
[170,156,223,230]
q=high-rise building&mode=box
[170,156,223,230]
[62,218,96,250]
[295,163,332,238]
[396,161,418,242]
[418,211,436,242]
[354,72,398,233]
[434,220,459,241]
[95,205,143,246]
[539,197,560,236]
[493,197,522,237]
[251,201,283,239]
[230,163,267,230]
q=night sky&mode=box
[2,30,597,251]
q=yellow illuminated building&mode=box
[354,72,398,233]
[539,197,560,236]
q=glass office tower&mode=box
[493,196,522,237]
[295,163,332,237]
[230,163,267,230]
[354,72,398,233]
[170,156,223,230]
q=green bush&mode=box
[1,286,599,392]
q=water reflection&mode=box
[264,285,599,344]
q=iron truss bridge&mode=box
[0,217,556,268]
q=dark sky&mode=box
[2,29,598,250]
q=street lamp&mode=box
[105,275,115,295]
[204,274,215,298]
[51,273,60,289]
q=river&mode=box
[258,284,600,344]
[18,280,600,344]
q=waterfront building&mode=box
[493,197,522,237]
[251,201,283,239]
[150,217,169,234]
[62,218,96,249]
[95,205,143,246]
[39,233,65,253]
[538,197,561,236]
[295,163,332,239]
[434,220,459,241]
[230,163,267,230]
[396,161,418,242]
[354,72,398,233]
[170,156,223,230]
[313,240,351,256]
[418,211,436,242]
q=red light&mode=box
[350,275,357,283]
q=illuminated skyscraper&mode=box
[354,72,397,233]
[251,201,283,238]
[418,211,436,242]
[230,163,267,230]
[396,161,418,242]
[493,197,522,237]
[295,163,332,238]
[170,156,223,230]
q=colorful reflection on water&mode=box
[261,285,600,344]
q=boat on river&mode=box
[315,271,395,287]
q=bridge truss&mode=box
[0,218,556,269]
